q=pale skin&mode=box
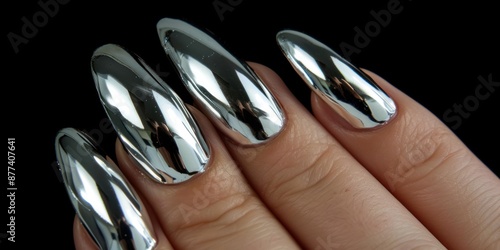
[74,63,500,250]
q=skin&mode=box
[74,63,500,250]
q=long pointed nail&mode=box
[91,44,210,184]
[276,30,396,129]
[157,18,285,145]
[55,128,156,250]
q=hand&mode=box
[55,18,500,250]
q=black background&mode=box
[4,0,499,249]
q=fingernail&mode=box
[276,30,396,129]
[157,18,285,145]
[91,44,210,184]
[55,128,156,250]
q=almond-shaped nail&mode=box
[277,30,396,129]
[157,18,285,145]
[55,128,156,250]
[91,44,209,184]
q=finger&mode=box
[116,107,299,250]
[157,19,442,249]
[73,217,98,250]
[275,30,500,249]
[311,70,500,249]
[228,62,445,249]
[55,128,158,250]
[91,42,298,249]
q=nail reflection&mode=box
[157,18,285,145]
[277,30,396,128]
[91,44,209,184]
[55,128,156,250]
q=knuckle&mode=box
[387,120,471,191]
[166,163,261,234]
[173,190,260,240]
[264,143,350,207]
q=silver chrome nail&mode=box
[55,128,156,250]
[91,44,209,184]
[157,18,285,145]
[276,30,396,129]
